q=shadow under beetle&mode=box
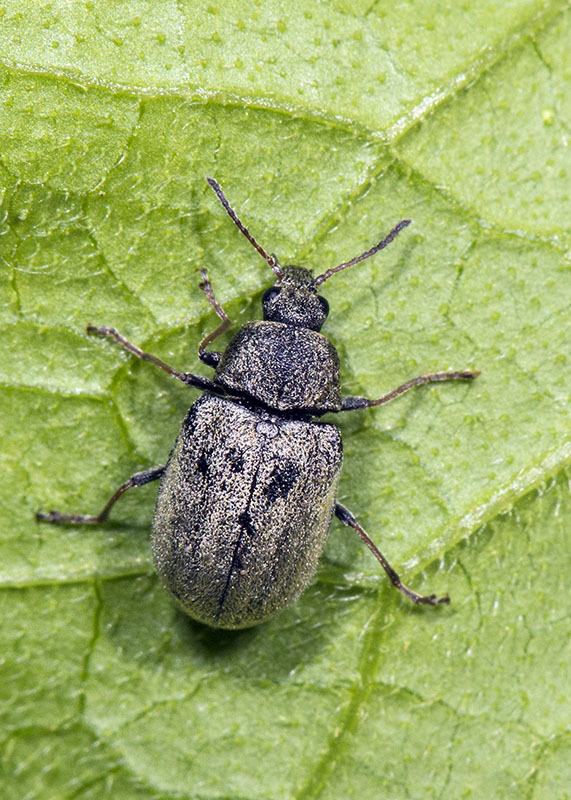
[37,178,480,629]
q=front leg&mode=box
[341,369,480,410]
[197,268,232,368]
[87,326,220,392]
[335,503,449,606]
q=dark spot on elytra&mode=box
[264,460,299,503]
[226,447,245,473]
[182,403,200,437]
[197,452,208,476]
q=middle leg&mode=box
[341,369,480,411]
[36,465,166,525]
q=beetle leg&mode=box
[36,465,165,525]
[197,268,232,368]
[341,369,480,411]
[334,503,450,606]
[86,326,220,392]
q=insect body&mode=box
[37,179,479,629]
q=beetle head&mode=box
[207,177,411,331]
[262,265,329,331]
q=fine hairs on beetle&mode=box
[37,178,480,630]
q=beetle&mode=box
[37,178,479,629]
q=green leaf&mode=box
[1,2,569,799]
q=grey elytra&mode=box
[37,178,479,629]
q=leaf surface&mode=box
[1,2,569,799]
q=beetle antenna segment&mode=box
[313,219,412,287]
[207,178,284,280]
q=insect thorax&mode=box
[214,321,342,414]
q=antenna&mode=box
[313,219,411,287]
[207,178,284,280]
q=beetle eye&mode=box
[262,287,281,304]
[318,296,329,317]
